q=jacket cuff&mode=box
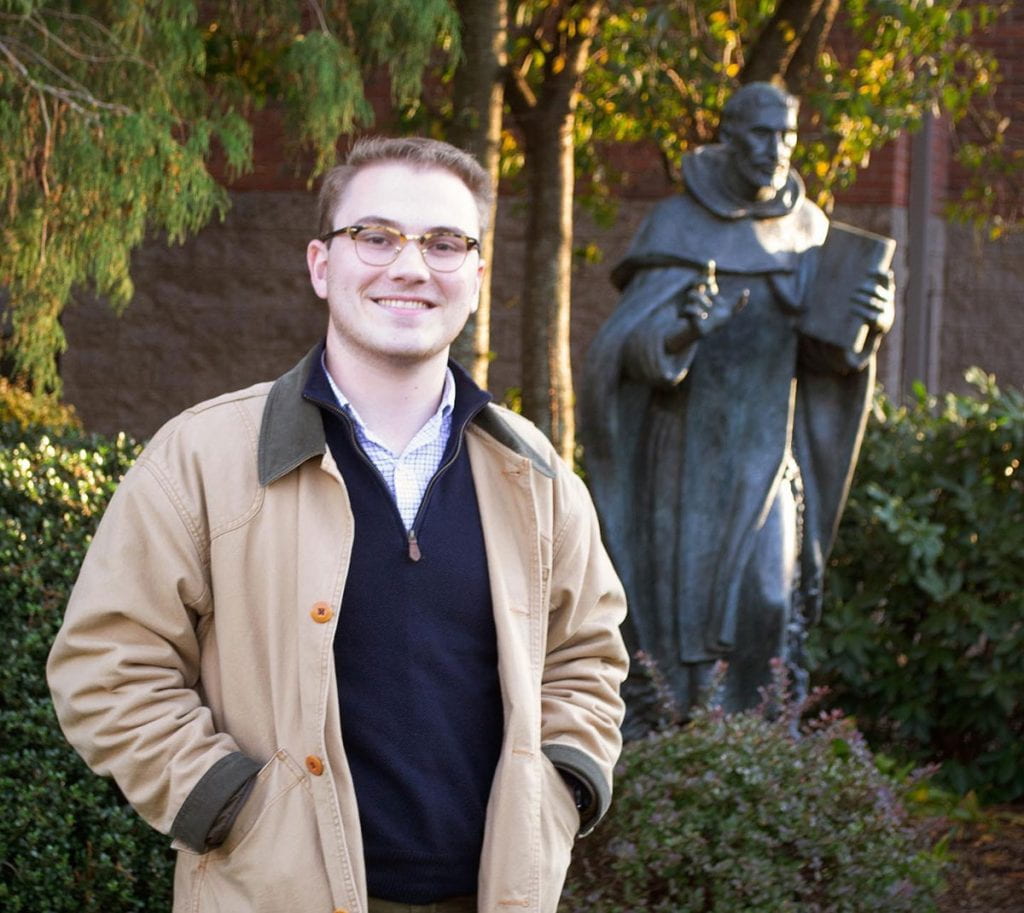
[170,752,262,852]
[541,743,610,837]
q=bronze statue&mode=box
[581,82,894,732]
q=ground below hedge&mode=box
[936,804,1024,912]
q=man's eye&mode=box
[359,230,396,247]
[425,235,465,254]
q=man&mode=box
[580,83,892,730]
[48,136,628,913]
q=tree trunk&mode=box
[519,105,578,461]
[507,0,602,462]
[783,0,840,96]
[742,0,825,86]
[448,0,507,387]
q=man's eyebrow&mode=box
[353,216,472,236]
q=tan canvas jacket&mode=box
[47,347,628,913]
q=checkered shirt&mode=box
[323,359,455,531]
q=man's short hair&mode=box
[316,136,494,237]
[720,82,799,134]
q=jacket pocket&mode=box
[538,755,580,913]
[185,749,334,913]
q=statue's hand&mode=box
[665,261,749,353]
[848,268,895,335]
[680,260,749,338]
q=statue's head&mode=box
[719,82,799,199]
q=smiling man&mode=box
[47,137,628,913]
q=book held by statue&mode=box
[800,221,896,354]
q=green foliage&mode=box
[562,670,945,913]
[805,0,1017,228]
[0,422,171,911]
[577,1,1016,218]
[0,0,456,393]
[0,377,81,432]
[809,370,1024,802]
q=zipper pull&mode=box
[407,529,422,562]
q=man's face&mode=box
[725,104,798,195]
[307,162,484,371]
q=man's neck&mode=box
[324,344,449,454]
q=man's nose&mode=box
[387,240,431,280]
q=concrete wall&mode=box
[941,223,1024,395]
[62,193,322,437]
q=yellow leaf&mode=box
[710,11,728,24]
[552,55,565,75]
[726,63,739,77]
[814,160,829,178]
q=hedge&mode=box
[810,369,1024,801]
[562,667,945,913]
[0,420,174,911]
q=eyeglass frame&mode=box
[319,224,481,273]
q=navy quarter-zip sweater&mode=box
[304,357,504,904]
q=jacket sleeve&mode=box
[540,467,629,836]
[46,440,260,852]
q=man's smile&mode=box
[374,296,435,311]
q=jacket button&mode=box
[310,601,333,623]
[305,755,325,776]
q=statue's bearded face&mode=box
[724,104,799,197]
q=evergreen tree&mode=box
[0,0,456,393]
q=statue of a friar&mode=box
[581,82,895,732]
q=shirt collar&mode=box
[320,351,456,438]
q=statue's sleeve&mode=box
[792,309,879,623]
[619,266,701,389]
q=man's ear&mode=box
[307,239,329,300]
[470,260,486,314]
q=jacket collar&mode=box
[258,344,327,486]
[258,343,556,486]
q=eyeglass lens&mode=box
[354,226,471,272]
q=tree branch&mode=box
[741,0,825,87]
[0,38,134,117]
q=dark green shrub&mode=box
[0,422,175,911]
[562,670,944,913]
[810,370,1024,801]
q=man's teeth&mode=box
[376,298,431,310]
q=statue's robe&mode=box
[581,146,884,715]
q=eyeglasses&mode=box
[320,224,480,273]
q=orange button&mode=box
[310,601,333,623]
[305,755,325,776]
